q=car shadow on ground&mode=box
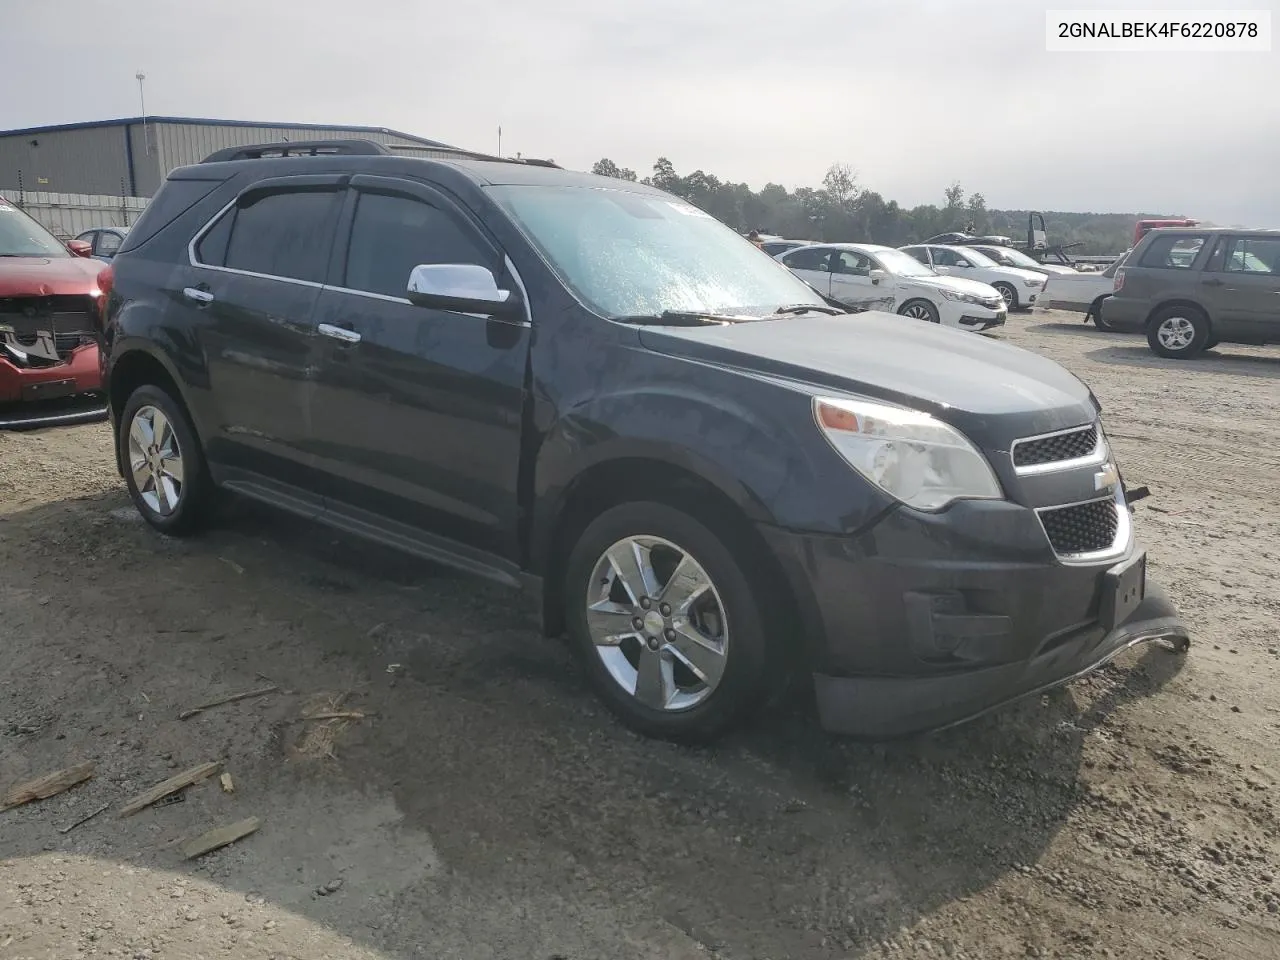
[1084,344,1280,379]
[0,493,1188,958]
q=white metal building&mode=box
[0,116,467,201]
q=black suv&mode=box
[101,140,1188,742]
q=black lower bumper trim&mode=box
[812,580,1189,739]
[0,401,109,431]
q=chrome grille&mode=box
[1038,497,1119,556]
[1012,423,1099,469]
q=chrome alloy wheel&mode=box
[1156,315,1196,351]
[902,302,935,321]
[127,405,185,516]
[585,536,728,712]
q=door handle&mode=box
[183,287,214,304]
[318,323,362,344]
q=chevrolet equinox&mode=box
[100,140,1189,742]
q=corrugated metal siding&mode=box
[0,190,150,239]
[0,125,132,196]
[154,123,451,172]
[1,120,469,200]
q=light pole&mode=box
[497,125,502,158]
[136,72,149,156]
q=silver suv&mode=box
[1101,227,1280,359]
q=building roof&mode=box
[0,115,457,150]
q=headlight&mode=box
[1023,278,1043,287]
[813,397,1004,511]
[938,287,962,302]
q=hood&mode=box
[637,312,1095,445]
[903,273,1002,300]
[0,256,105,298]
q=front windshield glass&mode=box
[953,247,998,268]
[0,203,69,258]
[489,185,825,318]
[982,246,1040,268]
[874,248,936,278]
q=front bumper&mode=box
[759,501,1189,739]
[0,343,107,429]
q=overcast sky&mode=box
[7,0,1278,223]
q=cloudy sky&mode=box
[7,0,1278,223]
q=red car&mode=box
[0,196,109,428]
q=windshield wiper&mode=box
[612,310,749,327]
[774,303,845,316]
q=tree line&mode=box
[590,158,1148,255]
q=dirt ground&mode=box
[1,311,1278,960]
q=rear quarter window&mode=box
[117,178,223,254]
[1138,233,1207,270]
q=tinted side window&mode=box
[931,248,963,267]
[344,191,493,298]
[1139,233,1206,270]
[223,189,342,283]
[902,247,930,265]
[1223,236,1280,274]
[833,251,870,275]
[195,209,234,266]
[783,247,830,272]
[97,230,123,257]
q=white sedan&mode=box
[899,244,1046,310]
[777,242,1008,332]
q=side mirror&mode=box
[869,268,887,285]
[406,264,522,317]
[67,239,93,258]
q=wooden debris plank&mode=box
[179,685,279,720]
[1,762,95,812]
[118,761,222,818]
[181,817,260,859]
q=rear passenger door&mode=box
[779,246,834,296]
[828,250,878,306]
[182,175,345,489]
[306,175,531,562]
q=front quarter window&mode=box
[489,184,825,318]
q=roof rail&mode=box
[200,139,393,163]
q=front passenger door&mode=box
[307,176,531,560]
[828,250,877,306]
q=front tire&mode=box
[1147,305,1210,359]
[118,384,214,535]
[563,501,776,743]
[898,298,940,324]
[993,282,1019,310]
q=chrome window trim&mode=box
[1034,485,1132,566]
[1011,421,1107,476]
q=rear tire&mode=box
[1089,297,1115,330]
[563,501,777,743]
[1147,305,1210,359]
[898,299,940,324]
[118,384,214,536]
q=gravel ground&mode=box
[1,311,1278,960]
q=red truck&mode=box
[0,196,109,428]
[1134,218,1198,245]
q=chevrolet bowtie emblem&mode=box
[1094,462,1119,491]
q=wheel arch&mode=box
[107,344,203,477]
[1143,298,1212,330]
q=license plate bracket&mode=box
[20,379,76,402]
[1101,550,1146,631]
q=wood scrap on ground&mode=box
[181,817,260,859]
[296,711,369,722]
[59,801,111,834]
[179,685,279,720]
[220,772,235,794]
[118,761,222,817]
[1,761,95,812]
